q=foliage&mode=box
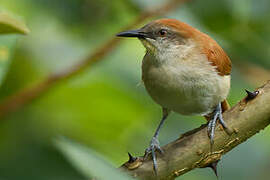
[0,13,30,35]
[0,13,29,87]
[55,137,134,180]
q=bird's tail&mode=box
[221,99,230,112]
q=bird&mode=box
[116,18,232,174]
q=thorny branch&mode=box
[0,0,189,118]
[120,81,270,180]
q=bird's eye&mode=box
[158,29,167,36]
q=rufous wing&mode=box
[200,34,232,76]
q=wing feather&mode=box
[200,34,232,76]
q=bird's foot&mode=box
[143,136,163,175]
[207,103,228,146]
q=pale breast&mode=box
[142,52,230,116]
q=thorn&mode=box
[128,152,137,163]
[245,89,259,101]
[206,160,220,177]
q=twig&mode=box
[120,81,270,180]
[0,0,189,118]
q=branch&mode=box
[0,0,189,118]
[120,81,270,180]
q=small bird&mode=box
[117,19,231,173]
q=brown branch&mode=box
[0,0,189,118]
[120,81,270,180]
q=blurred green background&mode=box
[0,0,270,179]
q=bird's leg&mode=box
[144,108,169,175]
[207,102,228,146]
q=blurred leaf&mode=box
[0,13,30,35]
[55,137,134,180]
[0,35,17,86]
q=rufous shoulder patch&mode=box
[200,34,232,76]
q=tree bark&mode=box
[120,81,270,180]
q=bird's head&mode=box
[117,19,199,55]
[117,18,232,77]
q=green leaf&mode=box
[0,13,30,35]
[0,35,17,86]
[55,137,135,180]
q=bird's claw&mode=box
[143,137,163,175]
[207,103,228,146]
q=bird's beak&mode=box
[116,29,147,39]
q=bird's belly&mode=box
[142,63,230,116]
